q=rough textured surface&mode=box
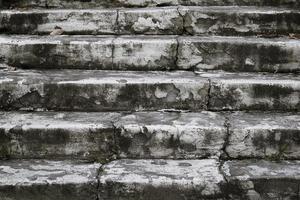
[0,35,114,69]
[0,9,118,34]
[99,159,226,199]
[3,0,300,8]
[0,160,100,200]
[226,112,300,159]
[0,35,177,70]
[1,7,300,36]
[114,111,227,159]
[0,112,120,161]
[113,36,177,70]
[223,160,300,199]
[118,7,183,34]
[1,35,299,72]
[178,36,300,73]
[198,72,300,111]
[0,69,209,111]
[179,6,300,36]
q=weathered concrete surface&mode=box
[1,7,300,36]
[0,35,178,70]
[0,160,100,200]
[2,35,299,72]
[198,72,300,111]
[0,35,114,69]
[0,69,209,111]
[0,112,120,161]
[179,6,300,36]
[0,9,118,34]
[114,111,227,159]
[113,36,177,70]
[99,159,226,199]
[222,160,300,199]
[226,112,300,159]
[3,0,300,8]
[118,7,183,34]
[178,36,300,73]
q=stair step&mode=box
[99,159,300,199]
[3,0,299,8]
[1,69,300,111]
[198,71,300,111]
[1,35,299,72]
[0,35,177,70]
[1,7,300,36]
[0,159,100,200]
[226,112,300,160]
[0,112,120,161]
[223,160,300,199]
[178,36,300,73]
[0,111,299,160]
[179,6,300,36]
[99,159,226,199]
[0,69,209,111]
[1,159,298,199]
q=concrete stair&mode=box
[0,0,300,199]
[1,7,300,35]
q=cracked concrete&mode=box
[1,7,300,36]
[0,35,299,73]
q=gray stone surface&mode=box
[0,112,120,161]
[178,36,300,73]
[0,35,177,70]
[226,112,300,159]
[198,71,300,111]
[0,69,209,111]
[114,111,227,159]
[179,6,300,36]
[0,9,118,34]
[1,35,299,72]
[113,36,177,70]
[118,7,183,34]
[3,0,300,8]
[0,159,100,200]
[99,159,226,199]
[1,7,300,36]
[223,160,300,199]
[0,35,114,69]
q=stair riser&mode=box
[1,8,300,35]
[1,36,299,73]
[178,37,300,73]
[3,0,300,8]
[0,127,116,161]
[208,80,300,111]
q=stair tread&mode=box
[0,159,100,199]
[99,158,300,199]
[99,159,225,198]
